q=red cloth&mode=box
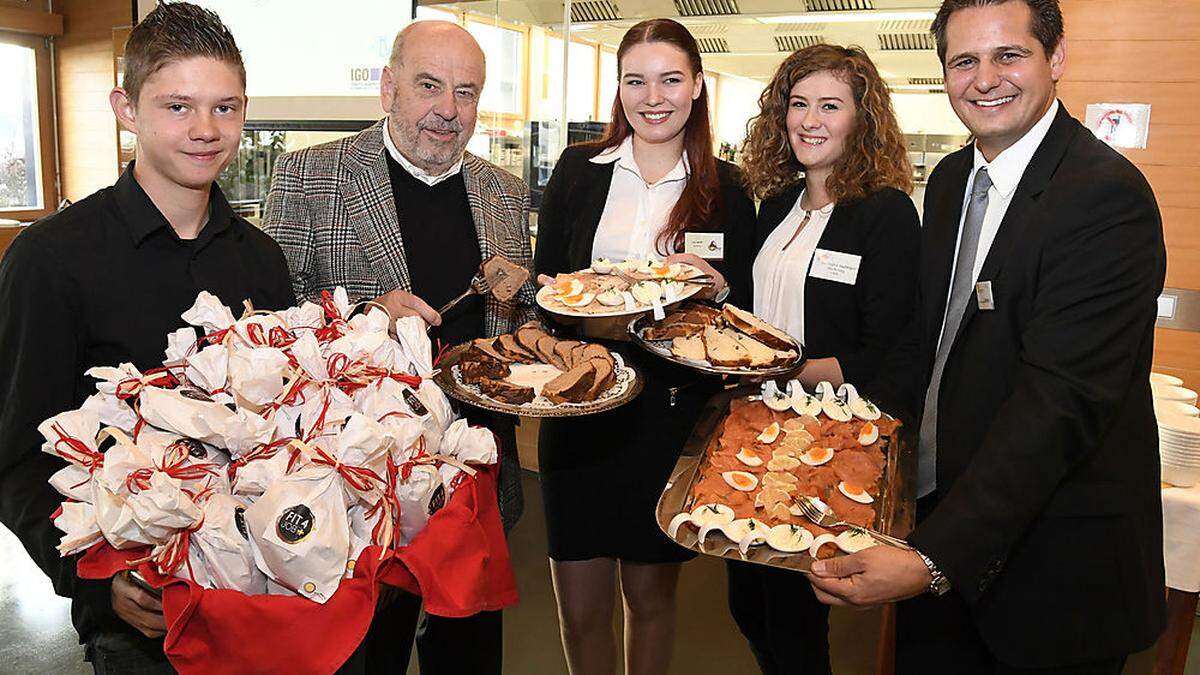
[76,465,516,675]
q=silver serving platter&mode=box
[627,312,804,377]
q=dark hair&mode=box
[932,0,1063,62]
[584,18,720,256]
[740,44,912,202]
[122,1,245,105]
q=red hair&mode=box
[584,18,720,255]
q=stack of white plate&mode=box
[1159,412,1200,487]
[1153,373,1200,486]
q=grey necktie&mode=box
[917,166,993,497]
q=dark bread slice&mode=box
[479,378,534,404]
[643,322,705,341]
[568,343,590,370]
[553,340,583,370]
[721,304,794,351]
[542,362,597,404]
[460,354,510,383]
[535,335,562,367]
[496,334,536,362]
[579,343,613,369]
[586,356,616,397]
[702,326,752,367]
[470,337,510,364]
[515,324,549,355]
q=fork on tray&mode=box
[794,495,912,550]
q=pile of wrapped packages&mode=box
[42,288,497,604]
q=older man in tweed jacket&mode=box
[263,20,534,675]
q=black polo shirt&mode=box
[0,163,295,643]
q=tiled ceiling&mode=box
[430,0,946,84]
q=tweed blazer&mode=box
[263,119,538,336]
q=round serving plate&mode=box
[626,313,804,377]
[432,343,644,418]
[535,265,705,319]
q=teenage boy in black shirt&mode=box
[0,4,293,672]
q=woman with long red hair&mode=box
[533,18,755,675]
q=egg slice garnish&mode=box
[551,278,584,297]
[822,397,853,422]
[722,471,759,491]
[838,481,874,504]
[761,381,792,412]
[737,519,769,554]
[851,398,882,421]
[835,530,878,553]
[596,289,624,306]
[591,257,614,274]
[767,524,814,553]
[735,447,763,467]
[800,446,835,466]
[791,394,822,417]
[809,533,840,559]
[692,503,735,526]
[667,512,694,538]
[756,422,782,444]
[560,292,595,308]
[631,281,662,305]
[858,422,879,446]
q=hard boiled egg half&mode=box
[837,481,874,504]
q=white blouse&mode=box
[589,136,689,261]
[752,189,835,345]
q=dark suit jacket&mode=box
[533,144,757,309]
[891,104,1166,666]
[749,183,919,384]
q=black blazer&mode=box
[892,104,1166,666]
[749,183,919,384]
[533,144,757,309]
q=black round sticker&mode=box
[403,389,429,417]
[180,389,213,402]
[276,504,315,544]
[172,438,207,459]
[427,484,446,516]
[234,506,249,540]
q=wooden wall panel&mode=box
[1058,82,1200,127]
[1062,0,1200,377]
[51,0,130,202]
[1062,0,1200,42]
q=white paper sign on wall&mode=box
[1085,103,1151,149]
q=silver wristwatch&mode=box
[916,549,951,596]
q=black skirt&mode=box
[537,347,721,563]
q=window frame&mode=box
[0,31,57,221]
[463,14,529,121]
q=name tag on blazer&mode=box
[809,249,862,285]
[975,280,995,310]
[684,232,724,260]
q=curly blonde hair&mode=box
[740,44,912,202]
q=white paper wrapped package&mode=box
[243,467,350,603]
[181,290,236,333]
[346,504,387,577]
[394,463,446,547]
[187,493,267,594]
[183,344,229,395]
[54,501,103,555]
[137,427,232,494]
[139,386,235,446]
[227,346,290,406]
[125,472,204,543]
[437,419,497,489]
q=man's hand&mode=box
[373,288,441,327]
[111,572,166,639]
[664,253,726,301]
[807,545,932,608]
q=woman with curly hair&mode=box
[728,44,919,674]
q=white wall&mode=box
[714,73,765,148]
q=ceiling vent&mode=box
[674,0,741,17]
[878,32,936,51]
[690,24,729,36]
[571,0,620,22]
[775,22,827,33]
[696,37,730,53]
[879,19,933,32]
[775,34,824,51]
[908,77,943,85]
[804,0,873,10]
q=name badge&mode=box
[809,249,862,285]
[684,232,725,260]
[975,281,995,310]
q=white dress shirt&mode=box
[381,116,463,187]
[936,100,1059,350]
[589,136,689,261]
[752,189,835,345]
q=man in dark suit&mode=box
[806,0,1166,672]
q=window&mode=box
[0,37,54,218]
[466,20,526,117]
[597,48,617,122]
